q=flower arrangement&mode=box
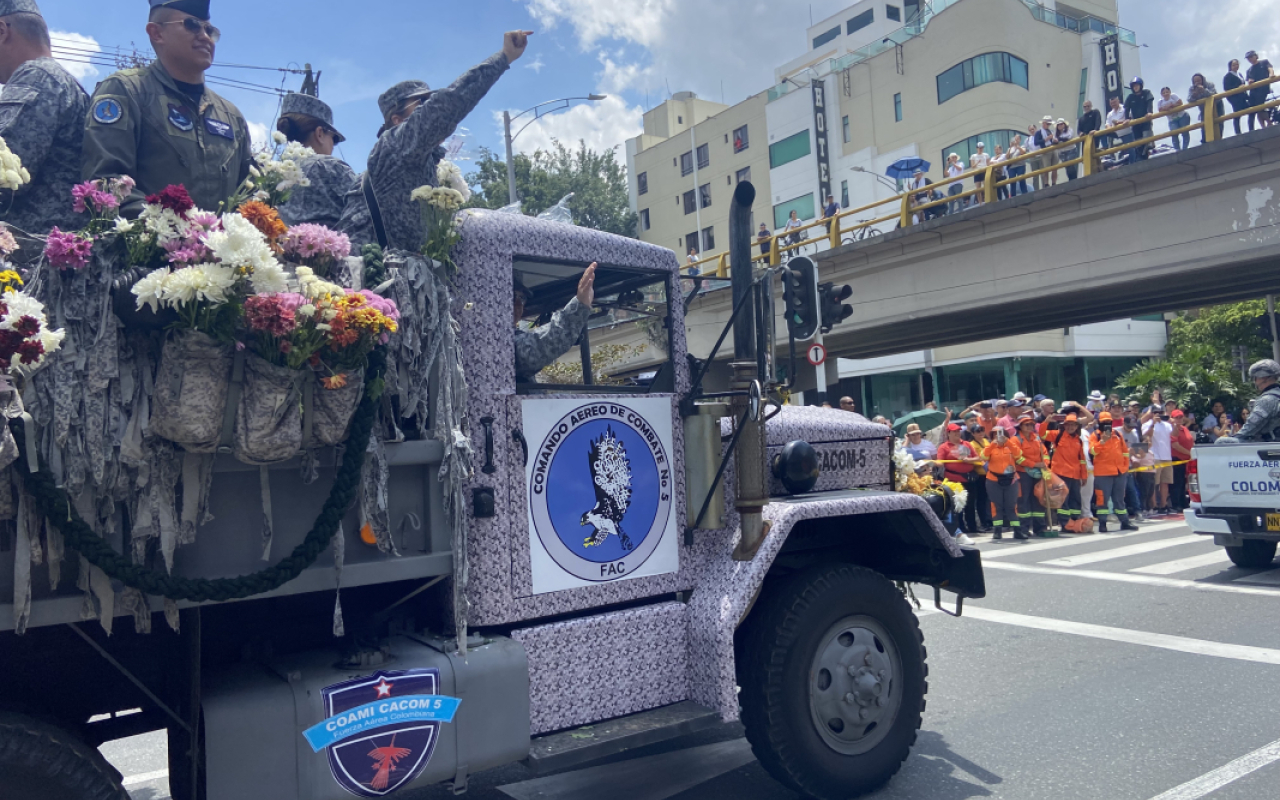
[71,176,134,232]
[0,286,64,375]
[280,223,351,277]
[231,132,313,208]
[43,227,94,270]
[412,181,465,278]
[291,266,399,383]
[0,136,30,193]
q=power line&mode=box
[51,52,293,96]
[49,35,307,75]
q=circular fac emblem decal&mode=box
[529,403,673,583]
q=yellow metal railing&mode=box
[678,73,1280,276]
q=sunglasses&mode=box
[160,17,222,42]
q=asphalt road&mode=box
[107,516,1280,800]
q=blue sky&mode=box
[41,0,1280,176]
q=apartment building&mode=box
[625,92,772,260]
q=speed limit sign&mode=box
[806,343,827,367]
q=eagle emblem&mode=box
[580,426,634,551]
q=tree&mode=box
[1114,300,1274,415]
[466,140,638,238]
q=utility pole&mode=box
[1269,295,1280,362]
[300,64,321,97]
[503,111,518,206]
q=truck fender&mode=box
[686,491,963,720]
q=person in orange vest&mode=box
[1015,415,1052,535]
[1044,414,1088,528]
[1090,412,1137,532]
[984,426,1026,540]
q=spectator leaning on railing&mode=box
[1124,77,1156,162]
[1245,50,1274,131]
[1158,87,1190,151]
[1223,60,1248,136]
[1188,73,1221,144]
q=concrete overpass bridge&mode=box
[664,123,1280,392]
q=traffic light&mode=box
[782,256,819,342]
[818,282,853,334]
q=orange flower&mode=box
[239,200,288,243]
[321,373,348,390]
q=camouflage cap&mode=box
[281,92,345,144]
[148,0,210,20]
[378,80,432,124]
[0,0,41,15]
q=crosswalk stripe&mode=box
[961,607,1280,665]
[1131,550,1232,576]
[122,768,168,787]
[977,521,1187,560]
[984,561,1280,596]
[1040,535,1206,567]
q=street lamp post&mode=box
[503,94,607,205]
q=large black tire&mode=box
[1225,539,1278,568]
[738,564,927,799]
[0,713,127,800]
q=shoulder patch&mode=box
[167,103,194,132]
[92,98,123,124]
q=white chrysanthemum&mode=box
[113,217,134,234]
[192,263,236,302]
[249,259,288,294]
[410,185,435,204]
[297,304,316,318]
[429,187,465,211]
[205,213,276,272]
[272,130,287,145]
[38,326,65,359]
[0,137,29,192]
[1,292,46,328]
[132,267,171,313]
[437,160,472,202]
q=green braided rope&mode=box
[10,350,386,604]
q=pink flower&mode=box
[281,223,351,263]
[185,210,221,231]
[43,227,93,270]
[244,294,298,337]
[71,181,122,215]
[71,181,93,214]
[357,290,400,322]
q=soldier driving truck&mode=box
[1187,359,1280,569]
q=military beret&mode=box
[148,0,210,21]
[378,80,432,124]
[0,0,42,16]
[280,93,345,144]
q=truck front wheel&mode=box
[1225,539,1278,568]
[738,564,927,799]
[0,712,128,800]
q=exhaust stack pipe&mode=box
[727,182,768,561]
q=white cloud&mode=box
[1117,0,1280,93]
[525,0,674,49]
[246,120,271,151]
[49,30,101,83]
[524,54,547,73]
[500,95,642,155]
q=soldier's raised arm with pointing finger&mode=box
[339,30,532,253]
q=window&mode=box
[886,4,900,21]
[841,179,849,208]
[936,52,1029,104]
[680,151,693,176]
[685,232,699,255]
[677,116,683,124]
[773,193,815,229]
[637,171,648,195]
[515,259,672,392]
[894,93,903,121]
[699,183,712,209]
[736,166,752,184]
[696,143,709,169]
[847,9,874,35]
[702,226,715,251]
[733,125,749,153]
[842,115,850,143]
[769,130,812,168]
[640,209,650,231]
[813,26,841,49]
[683,190,696,215]
[940,129,1022,171]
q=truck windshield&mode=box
[515,257,673,394]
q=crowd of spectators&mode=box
[860,388,1255,542]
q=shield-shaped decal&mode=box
[320,669,443,797]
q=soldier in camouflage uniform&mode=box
[275,92,356,228]
[515,263,596,383]
[0,0,90,234]
[1230,360,1280,443]
[339,30,531,252]
[81,0,253,216]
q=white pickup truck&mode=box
[1186,441,1280,568]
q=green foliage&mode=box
[1114,301,1273,415]
[466,140,638,238]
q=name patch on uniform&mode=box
[93,98,122,125]
[204,118,234,140]
[167,104,194,132]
